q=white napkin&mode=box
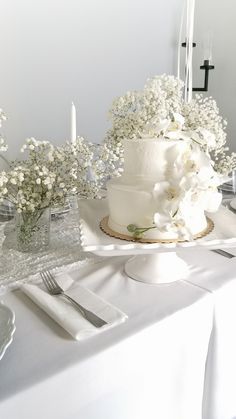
[21,273,128,340]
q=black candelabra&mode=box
[182,42,214,92]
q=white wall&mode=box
[193,0,236,151]
[0,0,182,162]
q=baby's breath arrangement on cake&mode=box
[104,74,235,241]
[105,74,236,175]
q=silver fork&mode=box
[40,270,107,328]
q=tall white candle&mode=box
[203,31,213,62]
[177,0,195,101]
[71,102,77,144]
[184,0,195,103]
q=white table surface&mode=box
[1,248,236,419]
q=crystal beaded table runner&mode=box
[0,209,99,294]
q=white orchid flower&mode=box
[203,190,222,212]
[173,113,185,127]
[198,128,216,149]
[167,113,185,132]
[154,119,171,134]
[154,212,173,231]
[154,210,191,240]
[162,113,185,139]
[140,118,171,138]
[189,128,216,152]
[152,181,170,195]
[195,151,223,188]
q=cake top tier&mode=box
[122,138,189,181]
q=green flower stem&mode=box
[19,209,45,244]
[127,223,156,238]
[16,207,50,252]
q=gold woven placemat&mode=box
[100,216,214,244]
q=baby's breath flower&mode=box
[21,145,27,152]
[18,173,24,182]
[0,136,106,211]
[43,177,51,185]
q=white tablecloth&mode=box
[0,249,236,419]
[182,247,236,419]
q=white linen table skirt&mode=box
[181,247,236,419]
[0,253,215,419]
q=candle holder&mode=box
[182,42,214,92]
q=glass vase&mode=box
[15,207,50,252]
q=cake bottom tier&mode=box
[107,179,208,241]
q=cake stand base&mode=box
[124,252,188,284]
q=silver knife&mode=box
[211,249,235,259]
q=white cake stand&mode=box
[78,199,236,285]
[123,252,189,284]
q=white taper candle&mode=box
[184,0,195,103]
[203,31,213,62]
[71,102,77,144]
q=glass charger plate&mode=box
[0,302,15,361]
[51,202,71,218]
[222,196,236,212]
[0,209,99,293]
[0,201,72,222]
[219,179,236,193]
[78,199,236,256]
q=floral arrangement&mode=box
[0,73,234,246]
[0,127,121,251]
[0,136,114,214]
[105,74,236,175]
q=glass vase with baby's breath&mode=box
[15,206,50,252]
[0,136,118,253]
